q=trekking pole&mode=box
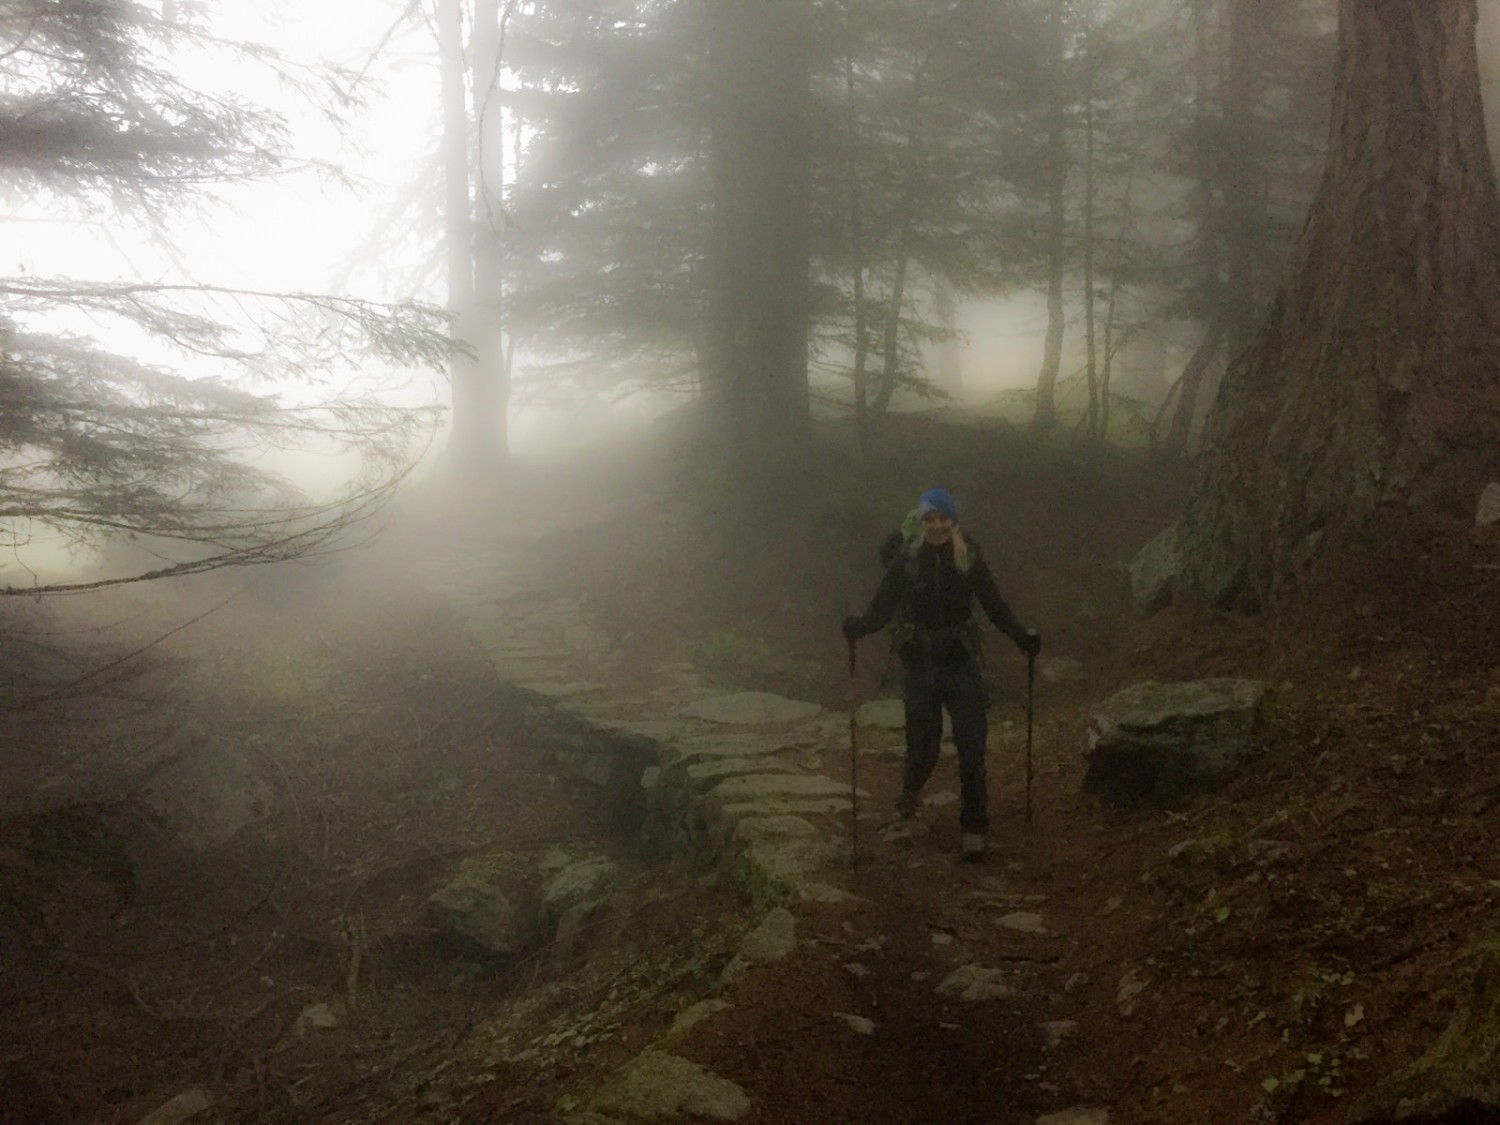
[847,638,861,869]
[1025,645,1036,827]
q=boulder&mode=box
[137,1088,214,1125]
[589,1051,750,1121]
[540,854,620,963]
[1083,679,1273,805]
[1348,939,1500,1122]
[426,854,536,955]
[140,734,274,852]
[680,692,821,726]
[1478,482,1500,526]
[1127,525,1182,614]
[541,855,620,921]
[936,964,1013,1002]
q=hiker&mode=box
[842,487,1040,861]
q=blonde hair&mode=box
[914,515,970,572]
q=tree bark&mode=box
[1032,15,1068,432]
[466,0,510,466]
[871,242,911,415]
[704,0,813,471]
[847,52,872,460]
[1221,0,1265,361]
[1080,9,1099,441]
[932,278,962,395]
[1176,0,1500,610]
[440,0,509,473]
[1164,317,1223,457]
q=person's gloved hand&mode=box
[1021,629,1041,657]
[842,616,864,643]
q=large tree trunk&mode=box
[704,0,813,471]
[1176,0,1500,611]
[1221,0,1266,361]
[466,0,511,465]
[437,0,475,464]
[871,245,911,415]
[440,0,508,473]
[932,278,962,395]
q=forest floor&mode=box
[3,409,1500,1124]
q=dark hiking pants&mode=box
[901,655,989,833]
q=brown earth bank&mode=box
[2,410,1499,1124]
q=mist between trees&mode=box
[6,0,1500,602]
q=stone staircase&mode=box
[414,529,906,1120]
[424,540,882,910]
[412,522,1113,1125]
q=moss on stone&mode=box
[1348,940,1500,1123]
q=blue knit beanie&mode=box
[916,487,957,521]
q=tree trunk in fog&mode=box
[439,0,510,473]
[871,243,911,415]
[870,59,929,419]
[1162,318,1222,455]
[1099,257,1121,445]
[438,0,510,474]
[933,279,962,395]
[1175,0,1500,611]
[467,0,512,464]
[704,0,813,472]
[1080,16,1099,442]
[847,54,873,460]
[1221,0,1267,361]
[1032,16,1068,433]
[1162,0,1229,459]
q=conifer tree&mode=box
[1175,0,1500,609]
[1,0,445,593]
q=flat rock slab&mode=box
[855,698,906,728]
[739,906,797,962]
[710,773,856,802]
[1037,1110,1111,1125]
[518,681,607,699]
[1477,481,1500,526]
[936,964,1013,1002]
[590,1051,750,1121]
[717,798,851,825]
[741,837,849,885]
[996,911,1049,936]
[685,758,799,790]
[667,732,817,763]
[595,719,710,744]
[730,816,820,844]
[138,1088,215,1125]
[680,692,822,726]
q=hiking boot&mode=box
[895,791,919,820]
[960,832,986,862]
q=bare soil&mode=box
[4,411,1500,1124]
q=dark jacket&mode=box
[850,536,1030,658]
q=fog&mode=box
[9,0,1500,585]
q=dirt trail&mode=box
[5,418,1500,1124]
